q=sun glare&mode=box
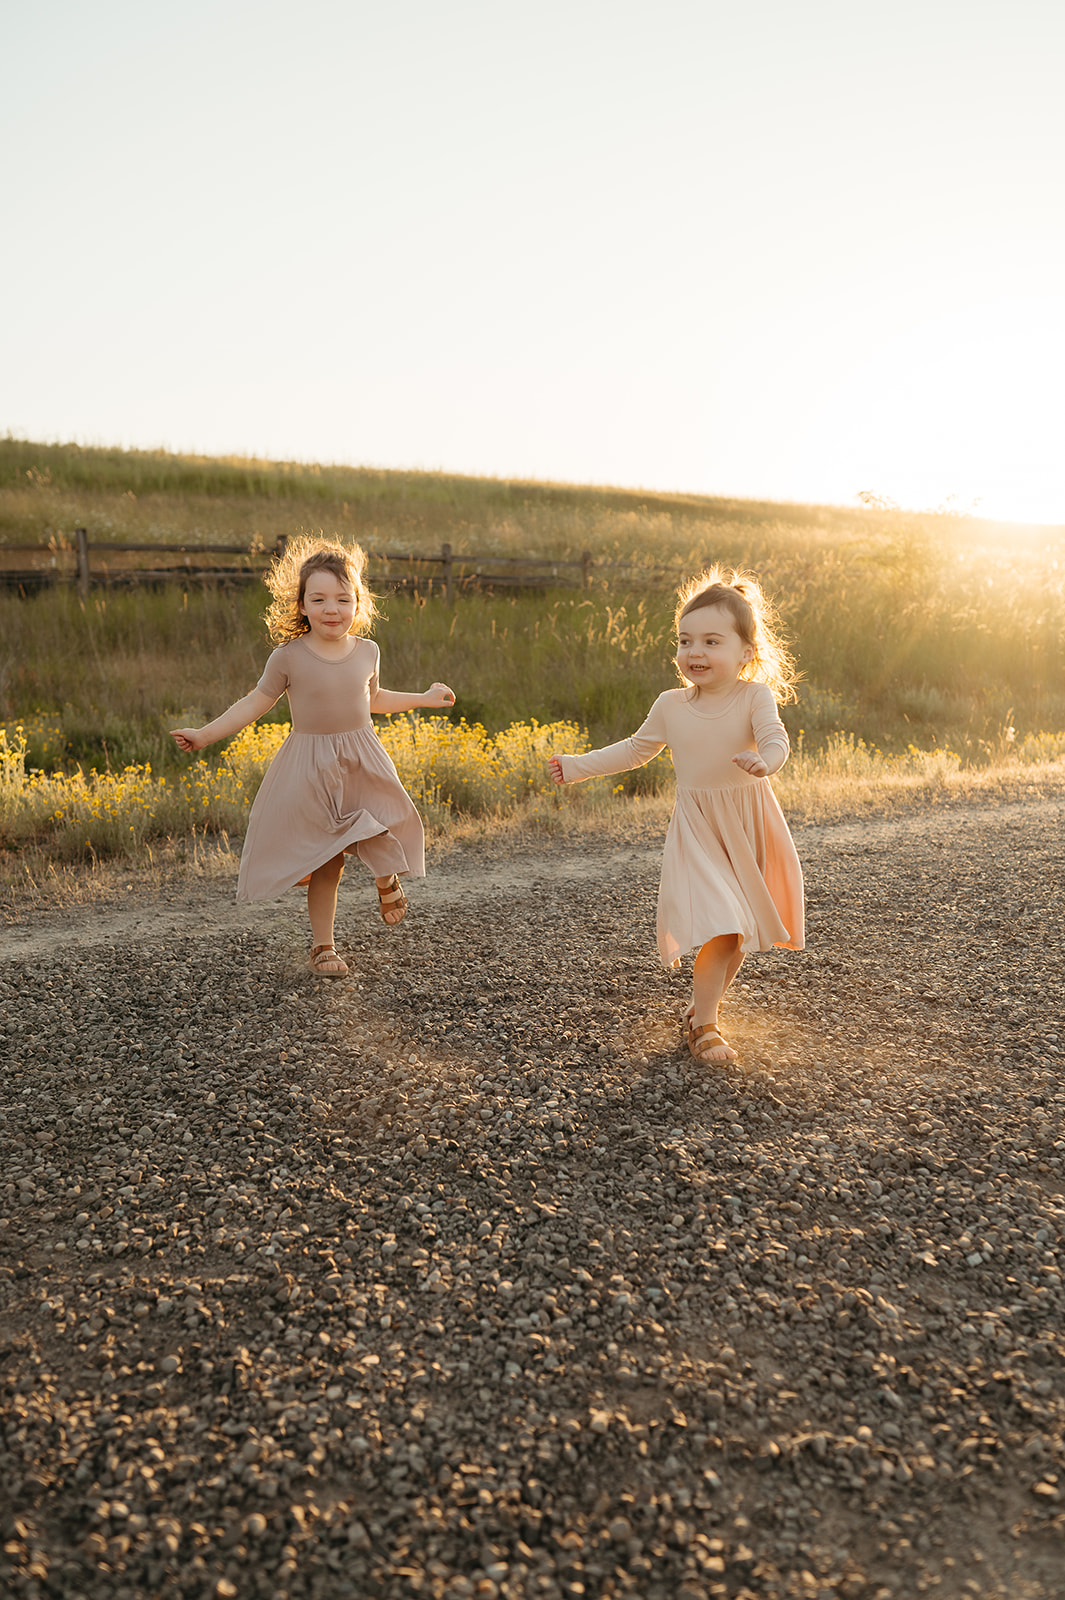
[792,296,1065,526]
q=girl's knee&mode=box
[310,853,346,882]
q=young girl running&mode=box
[549,569,803,1064]
[171,536,455,978]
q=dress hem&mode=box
[236,819,424,904]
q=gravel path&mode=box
[2,793,1065,1600]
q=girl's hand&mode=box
[732,750,768,777]
[548,756,566,785]
[171,727,208,753]
[423,682,456,708]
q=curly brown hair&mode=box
[262,535,378,644]
[674,566,799,702]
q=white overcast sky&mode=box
[3,0,1063,523]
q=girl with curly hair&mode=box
[172,536,455,977]
[550,568,803,1065]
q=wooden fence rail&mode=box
[0,532,692,601]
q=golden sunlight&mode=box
[795,295,1065,526]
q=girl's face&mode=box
[676,603,753,693]
[299,568,357,642]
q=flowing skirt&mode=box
[656,779,804,967]
[236,728,424,903]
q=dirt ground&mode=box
[2,790,1064,1600]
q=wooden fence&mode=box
[0,532,679,601]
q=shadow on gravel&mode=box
[2,802,1064,1599]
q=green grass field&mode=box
[2,436,1063,869]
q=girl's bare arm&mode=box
[170,688,278,753]
[370,681,455,715]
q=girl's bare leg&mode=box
[686,944,745,1025]
[723,942,746,996]
[691,934,742,1062]
[307,853,346,953]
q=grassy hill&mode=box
[1,437,1063,781]
[0,434,861,549]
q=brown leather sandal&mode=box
[309,944,348,978]
[377,874,408,926]
[688,1022,738,1064]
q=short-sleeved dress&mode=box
[558,682,804,967]
[235,635,424,903]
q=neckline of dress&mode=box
[297,635,362,666]
[681,682,747,719]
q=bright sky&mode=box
[3,0,1063,524]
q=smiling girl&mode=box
[549,568,803,1066]
[171,537,455,978]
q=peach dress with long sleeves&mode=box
[235,635,424,903]
[558,682,804,967]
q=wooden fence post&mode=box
[75,529,90,598]
[441,542,453,605]
[582,550,593,589]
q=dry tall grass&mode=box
[2,436,1063,776]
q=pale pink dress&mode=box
[236,635,424,903]
[558,682,804,967]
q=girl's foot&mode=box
[310,944,348,978]
[688,1021,738,1064]
[377,874,408,926]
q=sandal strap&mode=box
[689,1023,725,1044]
[377,874,408,925]
[311,945,344,965]
[688,1023,735,1060]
